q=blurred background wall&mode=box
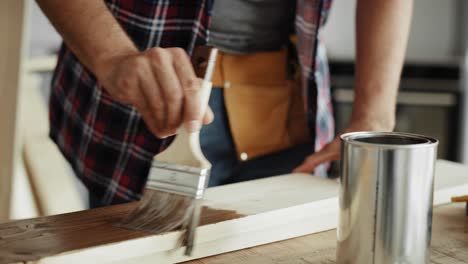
[8,0,467,218]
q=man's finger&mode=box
[148,49,184,132]
[170,48,204,133]
[135,60,166,134]
[202,106,214,125]
[182,78,203,132]
[136,90,173,138]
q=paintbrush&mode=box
[119,46,218,256]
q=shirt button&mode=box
[240,152,248,161]
[224,81,231,88]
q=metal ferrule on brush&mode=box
[146,160,209,199]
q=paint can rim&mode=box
[340,131,438,149]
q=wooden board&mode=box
[0,174,338,264]
[21,73,86,215]
[24,56,57,73]
[0,0,29,221]
[1,160,468,264]
[183,203,468,264]
[452,195,468,202]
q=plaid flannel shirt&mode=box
[49,0,334,205]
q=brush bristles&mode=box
[119,191,195,250]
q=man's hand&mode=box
[293,116,394,173]
[294,0,412,173]
[37,1,213,139]
[95,47,213,139]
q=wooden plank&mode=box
[184,203,468,264]
[0,175,339,264]
[21,73,86,215]
[9,155,40,220]
[23,138,88,215]
[0,0,29,221]
[452,195,468,202]
[24,56,57,73]
[0,160,468,264]
[433,160,468,204]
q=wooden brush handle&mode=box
[154,79,212,170]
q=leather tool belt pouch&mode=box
[212,49,310,160]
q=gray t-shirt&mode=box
[208,0,296,54]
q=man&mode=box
[37,0,413,207]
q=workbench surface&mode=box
[2,160,468,263]
[185,203,468,264]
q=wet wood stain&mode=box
[0,202,244,263]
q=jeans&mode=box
[200,88,314,187]
[89,88,314,208]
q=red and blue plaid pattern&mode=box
[296,0,334,175]
[50,0,334,204]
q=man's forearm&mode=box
[36,0,137,75]
[352,0,413,129]
[37,0,212,137]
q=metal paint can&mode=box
[337,132,438,264]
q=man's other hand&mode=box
[293,117,394,173]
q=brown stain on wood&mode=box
[452,195,468,202]
[0,202,245,263]
[199,206,245,225]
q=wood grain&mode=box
[183,203,468,264]
[0,174,337,264]
[0,202,244,264]
[0,202,141,263]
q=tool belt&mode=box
[211,48,310,161]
